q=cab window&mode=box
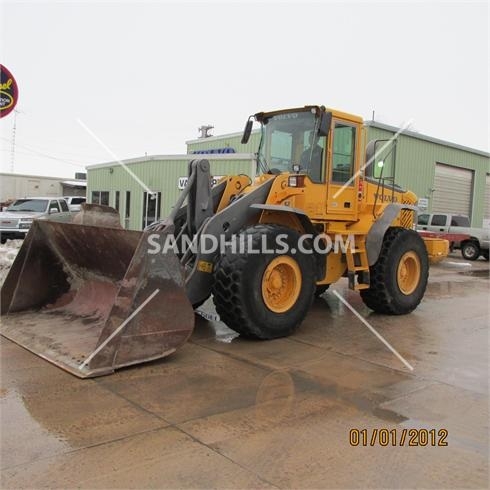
[49,200,60,212]
[417,214,429,225]
[59,199,69,212]
[270,130,292,170]
[332,123,356,184]
[451,216,470,227]
[431,214,447,226]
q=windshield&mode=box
[7,199,49,213]
[258,109,326,182]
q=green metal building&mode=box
[86,154,255,230]
[87,122,489,230]
[186,123,490,227]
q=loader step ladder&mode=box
[345,237,370,291]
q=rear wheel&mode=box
[461,240,480,261]
[212,224,316,339]
[360,227,429,315]
[482,250,489,261]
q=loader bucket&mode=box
[1,219,194,378]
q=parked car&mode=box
[63,196,86,212]
[0,197,72,243]
[416,213,490,261]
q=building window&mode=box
[91,191,109,205]
[142,192,162,229]
[115,191,120,212]
[123,191,131,228]
[125,191,131,219]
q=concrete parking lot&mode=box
[1,254,488,489]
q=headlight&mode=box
[18,220,33,229]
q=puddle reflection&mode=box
[0,389,70,469]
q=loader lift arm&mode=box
[149,159,276,307]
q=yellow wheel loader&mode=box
[1,106,448,377]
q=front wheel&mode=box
[461,241,480,261]
[315,284,330,297]
[360,227,429,315]
[212,224,316,339]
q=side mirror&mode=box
[318,111,332,137]
[241,117,253,144]
[49,208,59,214]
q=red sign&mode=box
[0,64,19,118]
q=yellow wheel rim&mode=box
[397,251,421,295]
[261,256,302,313]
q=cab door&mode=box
[326,119,360,219]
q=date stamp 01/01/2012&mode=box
[349,428,449,447]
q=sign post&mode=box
[417,197,429,210]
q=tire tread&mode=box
[360,227,428,315]
[212,224,314,338]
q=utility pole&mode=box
[10,109,20,173]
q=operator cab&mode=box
[242,105,363,219]
[248,106,328,182]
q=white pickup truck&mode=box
[416,213,490,261]
[0,197,72,243]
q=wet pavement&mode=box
[1,253,489,488]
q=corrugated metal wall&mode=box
[188,124,489,226]
[88,122,489,230]
[87,156,255,230]
[365,125,489,226]
[0,173,65,201]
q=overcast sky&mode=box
[0,0,488,178]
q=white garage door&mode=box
[484,174,490,226]
[432,164,473,217]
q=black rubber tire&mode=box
[212,224,316,339]
[315,284,330,297]
[482,250,489,261]
[192,298,207,310]
[461,241,480,261]
[360,227,429,315]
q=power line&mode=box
[0,148,86,169]
[0,148,87,169]
[4,137,115,160]
[0,136,90,167]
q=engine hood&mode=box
[0,211,40,220]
